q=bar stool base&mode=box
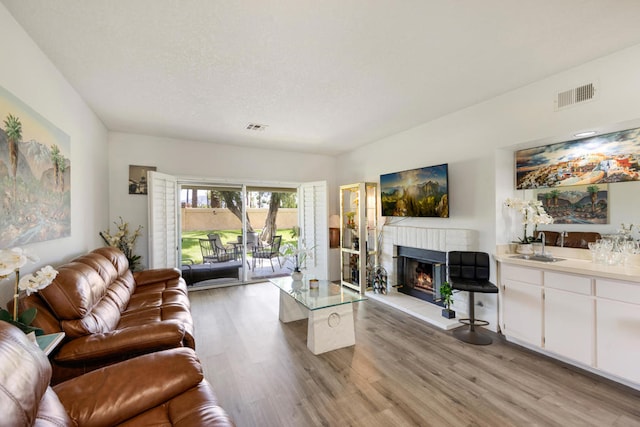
[453,328,492,345]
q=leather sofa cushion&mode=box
[0,322,233,426]
[118,383,235,427]
[53,348,214,426]
[39,260,128,338]
[0,321,70,426]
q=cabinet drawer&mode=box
[500,264,542,285]
[545,271,592,295]
[596,279,640,304]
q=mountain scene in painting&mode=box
[1,113,70,246]
[380,164,448,218]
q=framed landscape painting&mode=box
[535,184,608,224]
[516,126,640,189]
[0,85,71,246]
[380,163,449,218]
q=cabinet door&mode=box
[597,298,640,384]
[544,288,594,366]
[502,279,543,347]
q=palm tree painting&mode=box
[535,184,608,224]
[1,85,71,246]
[4,113,21,200]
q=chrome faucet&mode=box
[560,231,568,247]
[538,232,546,257]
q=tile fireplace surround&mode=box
[367,225,478,330]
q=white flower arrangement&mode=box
[504,197,554,243]
[0,247,58,335]
[100,217,143,271]
[18,265,59,295]
[281,241,315,273]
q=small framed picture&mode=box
[129,165,156,195]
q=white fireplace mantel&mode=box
[380,225,478,286]
[368,225,479,330]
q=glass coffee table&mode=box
[269,277,367,355]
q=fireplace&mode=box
[396,246,446,307]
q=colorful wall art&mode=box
[380,163,449,218]
[516,127,640,189]
[535,184,608,224]
[0,85,71,247]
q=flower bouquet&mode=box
[0,247,58,335]
[100,217,143,271]
[281,241,315,275]
[504,197,554,244]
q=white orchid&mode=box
[281,241,315,272]
[18,266,58,295]
[0,248,58,330]
[0,247,40,277]
[505,197,554,243]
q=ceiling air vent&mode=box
[555,83,596,111]
[246,123,268,131]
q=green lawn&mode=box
[181,229,297,264]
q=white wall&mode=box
[0,5,110,305]
[107,132,338,269]
[339,43,640,255]
[336,43,640,329]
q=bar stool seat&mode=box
[448,251,498,345]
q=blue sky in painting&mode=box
[516,127,640,170]
[380,164,448,192]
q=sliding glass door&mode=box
[148,173,328,286]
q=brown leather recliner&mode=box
[0,321,234,426]
[19,247,195,384]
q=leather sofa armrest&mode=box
[54,321,186,364]
[54,348,203,427]
[133,268,182,286]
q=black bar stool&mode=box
[448,251,498,345]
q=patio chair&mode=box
[252,235,283,271]
[208,233,238,261]
[199,237,235,264]
[199,238,218,264]
[237,231,259,270]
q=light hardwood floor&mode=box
[190,283,640,427]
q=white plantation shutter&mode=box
[148,171,178,269]
[298,181,329,280]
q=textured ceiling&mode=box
[4,0,640,155]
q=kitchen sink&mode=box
[510,254,566,263]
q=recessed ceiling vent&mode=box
[555,82,597,111]
[246,123,268,131]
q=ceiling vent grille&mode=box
[555,83,596,111]
[246,123,268,131]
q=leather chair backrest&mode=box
[564,232,601,249]
[448,251,490,281]
[0,321,72,426]
[38,247,135,338]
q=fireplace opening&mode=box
[396,246,446,307]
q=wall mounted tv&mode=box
[380,163,449,218]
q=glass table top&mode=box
[269,277,366,310]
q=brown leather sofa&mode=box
[20,247,195,384]
[0,321,234,426]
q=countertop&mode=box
[495,245,640,284]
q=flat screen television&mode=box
[380,163,449,218]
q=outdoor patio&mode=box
[185,257,291,289]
